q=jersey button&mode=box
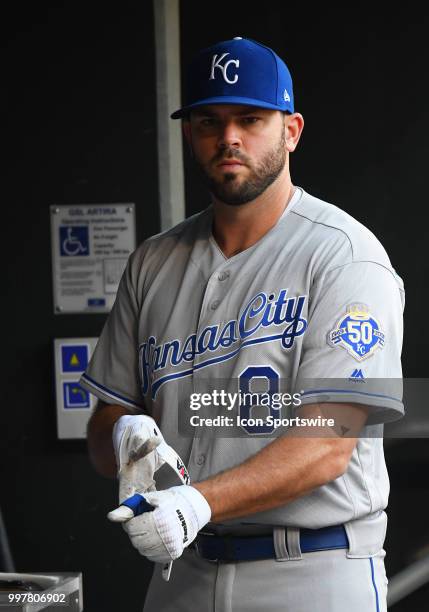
[211,300,220,310]
[196,454,206,466]
[218,271,230,281]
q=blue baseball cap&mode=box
[171,37,294,119]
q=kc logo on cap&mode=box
[170,37,295,119]
[210,53,240,84]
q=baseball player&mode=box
[81,37,405,611]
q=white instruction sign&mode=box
[50,203,136,314]
[54,337,99,439]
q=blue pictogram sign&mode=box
[61,345,89,373]
[60,226,89,256]
[63,382,91,409]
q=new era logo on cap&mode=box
[171,37,294,119]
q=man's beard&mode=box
[194,129,286,206]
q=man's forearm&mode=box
[193,403,368,522]
[193,435,348,522]
[86,402,133,478]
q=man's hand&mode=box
[120,485,211,563]
[113,414,165,500]
[86,403,135,478]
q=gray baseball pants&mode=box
[142,544,388,611]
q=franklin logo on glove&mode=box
[176,509,188,543]
[108,414,211,575]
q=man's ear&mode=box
[285,112,304,153]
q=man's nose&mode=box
[217,122,242,149]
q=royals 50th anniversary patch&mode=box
[328,303,385,361]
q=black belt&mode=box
[192,524,349,562]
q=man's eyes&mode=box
[198,116,261,127]
[199,118,216,126]
[241,116,260,124]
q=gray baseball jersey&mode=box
[80,186,405,555]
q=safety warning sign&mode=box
[61,344,89,373]
[54,338,98,438]
[50,203,136,314]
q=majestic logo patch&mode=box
[349,368,365,381]
[328,304,385,361]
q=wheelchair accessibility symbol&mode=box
[60,226,90,256]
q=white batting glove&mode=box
[120,485,211,563]
[112,414,165,500]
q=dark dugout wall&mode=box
[2,2,428,610]
[3,3,159,611]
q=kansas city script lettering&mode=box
[139,289,308,397]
